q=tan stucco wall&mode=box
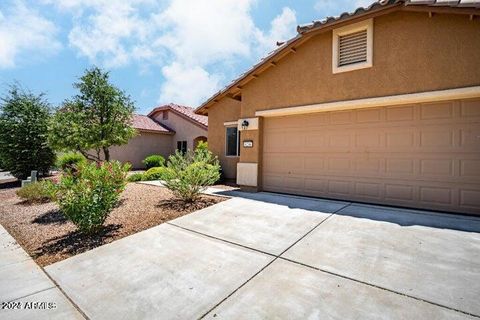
[151,111,207,152]
[109,132,173,169]
[207,10,480,181]
[242,11,480,117]
[207,98,241,179]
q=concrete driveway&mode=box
[46,191,480,319]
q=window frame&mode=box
[225,125,240,157]
[176,140,187,154]
[332,18,373,74]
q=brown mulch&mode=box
[0,183,225,267]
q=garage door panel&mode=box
[460,99,480,117]
[354,182,381,199]
[460,126,480,148]
[420,102,454,120]
[419,186,452,205]
[356,108,382,123]
[386,105,415,121]
[460,160,480,178]
[262,99,480,214]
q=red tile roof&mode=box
[132,114,173,133]
[149,103,208,128]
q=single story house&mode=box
[195,0,480,215]
[110,104,208,168]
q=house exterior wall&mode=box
[241,11,480,118]
[207,98,241,180]
[109,131,173,169]
[208,10,480,183]
[151,111,207,152]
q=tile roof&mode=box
[132,114,173,133]
[297,0,480,33]
[149,103,208,128]
[195,0,479,115]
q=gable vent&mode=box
[338,29,368,67]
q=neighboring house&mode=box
[195,0,480,215]
[110,104,208,168]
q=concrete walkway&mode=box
[44,190,480,319]
[0,225,84,320]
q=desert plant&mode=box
[142,167,173,181]
[55,161,129,233]
[48,67,136,162]
[16,180,56,204]
[0,85,56,179]
[56,152,86,172]
[142,155,165,169]
[163,149,220,202]
[127,172,143,182]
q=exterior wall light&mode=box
[241,120,249,130]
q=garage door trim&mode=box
[256,85,480,118]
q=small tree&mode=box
[55,161,130,234]
[163,148,220,203]
[49,67,136,162]
[0,85,55,179]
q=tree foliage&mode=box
[49,67,136,161]
[163,148,220,203]
[0,85,55,179]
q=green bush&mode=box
[142,167,172,181]
[56,152,86,172]
[142,155,165,169]
[163,149,220,202]
[16,180,56,204]
[0,85,56,179]
[127,172,143,182]
[55,161,129,234]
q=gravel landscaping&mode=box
[0,182,225,266]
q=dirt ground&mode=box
[0,183,225,266]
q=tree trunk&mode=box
[103,147,110,162]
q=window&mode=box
[162,111,168,120]
[332,19,373,74]
[225,126,239,157]
[177,141,187,154]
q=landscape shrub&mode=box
[55,161,129,233]
[142,167,172,181]
[16,180,56,204]
[0,86,56,179]
[142,155,165,169]
[127,172,143,182]
[56,152,86,172]
[163,149,220,202]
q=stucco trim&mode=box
[237,163,258,187]
[255,86,480,117]
[223,121,238,126]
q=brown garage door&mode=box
[262,99,480,215]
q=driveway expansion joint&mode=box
[279,256,480,319]
[194,203,353,319]
[6,286,56,303]
[42,265,90,320]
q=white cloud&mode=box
[0,0,61,68]
[58,0,155,67]
[314,0,373,17]
[255,7,297,56]
[159,63,220,106]
[43,0,298,107]
[154,0,297,106]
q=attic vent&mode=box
[332,19,373,74]
[338,29,367,67]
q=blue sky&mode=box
[0,0,370,114]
